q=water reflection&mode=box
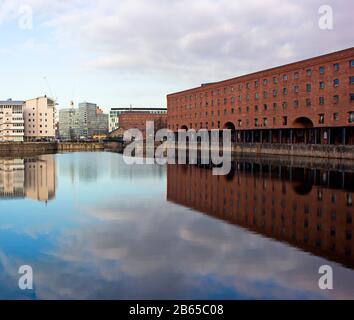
[167,161,354,269]
[0,155,56,202]
[0,152,354,299]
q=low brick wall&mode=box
[172,142,354,160]
[0,142,105,156]
[232,143,354,160]
[0,142,57,156]
[58,142,104,151]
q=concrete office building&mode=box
[58,102,108,140]
[76,102,108,140]
[24,96,56,141]
[58,104,77,141]
[109,107,167,132]
[0,99,25,142]
[167,47,354,145]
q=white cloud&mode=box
[0,0,352,105]
[6,0,348,82]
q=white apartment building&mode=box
[24,96,56,141]
[0,99,25,142]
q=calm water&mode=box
[0,152,354,299]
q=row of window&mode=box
[171,60,354,105]
[26,130,50,134]
[171,96,353,122]
[27,124,50,128]
[28,118,49,122]
[171,87,354,112]
[170,112,354,129]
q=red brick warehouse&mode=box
[167,47,354,145]
[119,112,167,139]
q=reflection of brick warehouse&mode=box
[167,47,354,145]
[167,163,354,268]
[118,112,167,139]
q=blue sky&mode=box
[0,0,353,113]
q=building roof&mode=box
[167,46,354,96]
[0,99,24,106]
[110,107,167,111]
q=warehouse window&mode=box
[319,114,325,124]
[349,112,354,123]
[319,66,325,74]
[350,76,354,85]
[333,79,339,87]
[333,63,339,71]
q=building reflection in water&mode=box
[0,155,56,202]
[167,159,354,269]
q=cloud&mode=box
[1,0,350,83]
[19,198,354,299]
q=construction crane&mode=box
[43,76,56,101]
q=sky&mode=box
[0,0,353,112]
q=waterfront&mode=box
[0,152,354,299]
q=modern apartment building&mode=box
[78,102,108,139]
[0,99,25,142]
[58,105,77,141]
[167,47,354,145]
[58,102,109,140]
[109,107,167,132]
[24,96,56,141]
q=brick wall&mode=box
[167,47,354,132]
